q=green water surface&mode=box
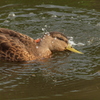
[0,0,100,100]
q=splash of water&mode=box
[68,36,85,46]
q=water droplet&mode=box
[43,37,45,39]
[4,20,10,23]
[29,12,35,16]
[40,13,43,15]
[8,12,16,17]
[42,28,46,31]
[68,36,73,41]
[44,32,50,36]
[42,17,45,19]
[45,25,47,28]
[71,16,74,19]
[36,46,39,49]
[48,34,50,36]
[87,41,91,45]
[54,37,57,40]
[45,32,49,35]
[51,15,57,18]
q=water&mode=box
[0,0,100,100]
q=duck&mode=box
[0,28,83,62]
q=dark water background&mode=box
[0,0,100,100]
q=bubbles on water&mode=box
[42,25,49,32]
[29,12,34,15]
[8,12,16,18]
[29,12,33,15]
[68,36,85,46]
[4,20,10,23]
[44,25,47,28]
[8,12,16,20]
[4,12,16,23]
[51,14,57,18]
[29,12,35,17]
[71,16,74,19]
[42,17,45,19]
[87,40,91,45]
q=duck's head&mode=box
[35,32,83,54]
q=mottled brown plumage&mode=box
[0,28,83,62]
[0,28,38,61]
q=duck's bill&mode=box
[66,44,83,54]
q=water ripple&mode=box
[0,2,100,100]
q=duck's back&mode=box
[0,28,38,61]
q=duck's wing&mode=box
[0,28,38,61]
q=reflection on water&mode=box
[0,0,100,100]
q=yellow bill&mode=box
[66,44,83,54]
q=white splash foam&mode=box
[68,36,76,46]
[77,43,85,46]
[68,40,77,46]
[68,36,85,46]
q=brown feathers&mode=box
[0,28,38,61]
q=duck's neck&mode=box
[35,38,52,58]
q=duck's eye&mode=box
[57,37,64,41]
[56,37,68,43]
